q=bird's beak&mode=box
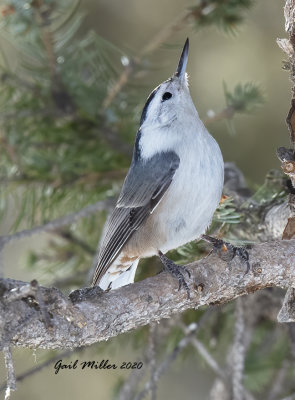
[175,38,189,81]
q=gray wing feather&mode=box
[92,151,180,286]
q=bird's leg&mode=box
[158,250,191,299]
[201,234,250,274]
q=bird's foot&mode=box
[201,235,250,275]
[158,250,191,299]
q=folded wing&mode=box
[92,151,180,286]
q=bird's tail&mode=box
[98,258,139,290]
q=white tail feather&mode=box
[99,260,139,290]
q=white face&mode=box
[138,73,202,160]
[140,74,191,129]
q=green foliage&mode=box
[192,0,254,33]
[0,0,131,245]
[242,169,287,210]
[223,81,264,114]
[220,81,264,135]
[213,196,242,225]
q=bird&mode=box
[92,38,224,296]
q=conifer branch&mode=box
[203,82,264,126]
[1,240,295,350]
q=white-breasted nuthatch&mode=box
[92,38,224,295]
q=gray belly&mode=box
[124,136,224,258]
[124,177,222,258]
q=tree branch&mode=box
[134,322,199,400]
[1,240,295,350]
[231,297,246,400]
[2,347,16,400]
[0,198,114,248]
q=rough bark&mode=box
[277,0,295,239]
[0,240,294,350]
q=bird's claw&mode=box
[201,235,250,275]
[178,265,191,279]
[158,251,191,299]
[178,276,190,299]
[234,246,250,275]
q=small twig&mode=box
[280,395,295,400]
[134,322,199,400]
[3,347,16,400]
[133,338,188,400]
[210,296,257,400]
[117,324,166,400]
[134,312,212,400]
[116,357,147,400]
[33,3,75,113]
[148,323,157,400]
[232,297,246,400]
[54,229,96,256]
[0,198,113,276]
[203,106,235,126]
[287,324,295,374]
[190,337,227,381]
[267,360,289,400]
[102,63,134,109]
[0,198,114,248]
[34,5,57,80]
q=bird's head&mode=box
[139,38,194,129]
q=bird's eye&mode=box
[162,92,172,101]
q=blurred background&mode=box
[0,0,293,399]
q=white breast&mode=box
[150,120,224,253]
